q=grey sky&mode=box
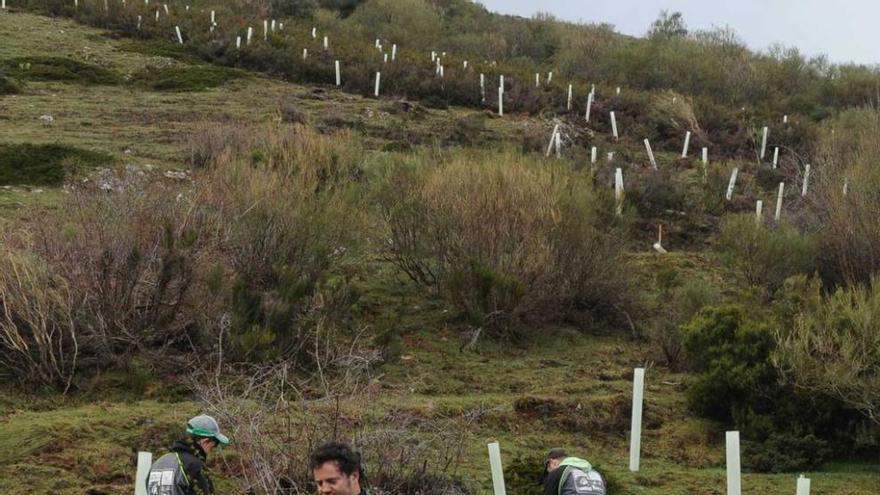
[478,0,879,66]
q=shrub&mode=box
[0,250,77,391]
[682,304,880,470]
[131,65,244,91]
[0,56,121,84]
[376,151,633,338]
[811,108,880,286]
[0,143,114,186]
[776,278,880,425]
[716,213,816,295]
[0,71,21,95]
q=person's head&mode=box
[186,414,230,454]
[544,448,568,473]
[310,442,363,495]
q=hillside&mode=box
[1,5,880,495]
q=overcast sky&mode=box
[477,0,879,66]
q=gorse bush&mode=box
[716,213,816,295]
[682,304,880,471]
[376,151,633,338]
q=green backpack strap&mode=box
[175,453,191,486]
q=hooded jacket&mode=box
[146,438,214,495]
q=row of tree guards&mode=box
[485,368,814,495]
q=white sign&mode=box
[135,452,153,495]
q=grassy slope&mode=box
[0,10,878,495]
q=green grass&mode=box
[116,39,204,64]
[131,64,245,92]
[0,143,114,186]
[0,56,122,84]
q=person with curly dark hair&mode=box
[310,442,369,495]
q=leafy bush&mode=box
[0,56,121,84]
[682,304,880,471]
[376,151,632,338]
[716,213,816,294]
[0,143,114,186]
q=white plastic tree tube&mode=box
[760,126,769,160]
[615,168,624,216]
[585,92,593,122]
[756,200,763,225]
[644,139,657,170]
[682,131,691,158]
[773,147,780,169]
[487,442,507,495]
[135,452,153,495]
[801,164,811,196]
[726,168,739,201]
[335,60,340,86]
[610,111,618,139]
[374,72,381,97]
[175,26,183,44]
[567,84,573,110]
[629,368,645,471]
[775,182,785,221]
[726,431,742,495]
[546,125,560,157]
[796,475,811,495]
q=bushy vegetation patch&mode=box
[375,151,633,338]
[0,56,121,84]
[682,305,879,472]
[131,64,245,91]
[0,143,114,186]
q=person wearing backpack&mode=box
[543,448,607,495]
[146,414,230,495]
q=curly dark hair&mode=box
[310,442,363,478]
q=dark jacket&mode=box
[147,438,214,495]
[543,457,606,495]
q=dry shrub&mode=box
[0,249,77,391]
[0,125,368,387]
[809,108,880,286]
[376,151,633,338]
[190,343,476,495]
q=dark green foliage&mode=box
[117,39,203,63]
[754,167,786,192]
[0,143,113,186]
[682,305,880,471]
[0,56,121,84]
[682,305,777,420]
[131,65,244,92]
[0,71,22,95]
[505,451,544,495]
